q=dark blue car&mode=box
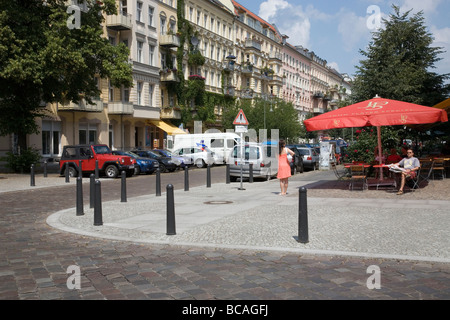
[112,150,159,175]
[152,149,186,169]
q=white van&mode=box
[228,142,278,181]
[167,132,241,164]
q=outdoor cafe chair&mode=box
[331,161,347,180]
[418,159,434,185]
[349,165,367,191]
[432,158,446,180]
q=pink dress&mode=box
[277,151,291,179]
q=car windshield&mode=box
[93,145,111,154]
[232,146,260,160]
[124,152,138,159]
[298,149,310,156]
[147,150,162,158]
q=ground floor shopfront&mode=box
[0,105,185,164]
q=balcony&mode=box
[59,98,103,112]
[160,34,180,47]
[107,101,134,115]
[313,92,324,99]
[241,65,254,74]
[161,107,181,120]
[106,13,132,31]
[224,86,235,97]
[245,39,261,51]
[160,70,180,82]
[269,52,282,61]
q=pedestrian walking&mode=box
[277,139,295,195]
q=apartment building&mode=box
[231,0,283,101]
[0,0,353,163]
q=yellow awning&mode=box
[149,120,187,135]
[432,98,450,112]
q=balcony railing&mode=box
[106,12,132,31]
[160,34,180,47]
[107,101,134,115]
[161,71,180,82]
[224,86,235,97]
[59,98,103,112]
[269,52,282,61]
[245,39,261,51]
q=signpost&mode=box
[233,109,249,191]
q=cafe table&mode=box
[368,164,398,190]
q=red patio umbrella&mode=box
[303,95,448,179]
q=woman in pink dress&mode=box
[277,139,295,195]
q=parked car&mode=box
[228,142,278,181]
[131,150,179,173]
[171,147,215,168]
[290,145,319,170]
[112,150,159,175]
[59,144,135,178]
[152,149,186,169]
[286,146,304,174]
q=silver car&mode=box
[171,147,215,168]
[295,147,319,170]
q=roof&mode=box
[231,0,280,39]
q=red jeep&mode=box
[59,144,135,178]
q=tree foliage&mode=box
[0,0,132,145]
[352,5,449,105]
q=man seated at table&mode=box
[393,148,420,195]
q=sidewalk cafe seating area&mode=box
[341,156,450,192]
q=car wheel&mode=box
[196,159,206,168]
[105,165,119,178]
[159,164,166,173]
[68,166,78,178]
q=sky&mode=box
[241,0,450,82]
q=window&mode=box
[121,86,130,102]
[137,40,143,62]
[79,123,97,145]
[160,15,166,34]
[136,1,142,22]
[120,0,128,15]
[42,121,61,156]
[137,82,143,105]
[189,7,193,21]
[149,45,155,66]
[109,80,114,101]
[148,6,154,26]
[210,45,214,59]
[149,84,154,107]
[197,10,200,25]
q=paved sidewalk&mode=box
[45,171,450,264]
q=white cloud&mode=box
[328,62,340,72]
[337,10,370,52]
[258,0,291,21]
[258,0,312,48]
[399,0,443,16]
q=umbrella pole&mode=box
[377,126,384,180]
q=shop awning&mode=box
[149,120,187,135]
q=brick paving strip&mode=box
[0,168,449,301]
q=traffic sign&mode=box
[233,109,249,125]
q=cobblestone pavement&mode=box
[0,167,449,302]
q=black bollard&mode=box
[226,164,230,184]
[94,180,103,226]
[156,168,161,197]
[121,171,127,203]
[297,187,309,244]
[207,164,211,188]
[166,184,176,235]
[184,166,189,191]
[95,160,99,179]
[249,163,254,183]
[76,176,84,216]
[78,160,83,180]
[65,164,70,183]
[30,164,35,187]
[89,174,95,209]
[43,160,47,178]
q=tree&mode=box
[221,97,302,142]
[0,0,133,151]
[352,5,450,106]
